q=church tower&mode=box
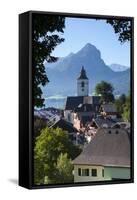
[77,66,89,96]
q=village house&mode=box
[49,118,78,143]
[92,116,123,129]
[73,128,130,182]
[73,103,96,130]
[100,103,118,119]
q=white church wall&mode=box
[64,110,74,123]
[77,79,89,96]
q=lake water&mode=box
[45,97,67,109]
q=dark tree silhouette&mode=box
[95,81,114,103]
[106,19,131,43]
[33,15,65,107]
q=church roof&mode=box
[77,66,88,80]
[65,96,84,110]
[74,103,94,112]
[65,96,101,110]
[73,128,130,167]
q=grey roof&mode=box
[84,96,101,105]
[65,96,101,110]
[93,117,122,128]
[65,96,84,110]
[101,104,117,113]
[81,116,93,125]
[73,128,130,167]
[112,122,130,129]
[74,104,94,112]
[77,66,88,80]
[50,118,78,133]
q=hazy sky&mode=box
[52,17,130,67]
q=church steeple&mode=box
[77,66,88,80]
[77,66,89,96]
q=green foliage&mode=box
[115,94,126,115]
[34,117,47,138]
[34,127,81,185]
[45,153,73,184]
[95,81,114,103]
[56,153,74,183]
[122,93,130,122]
[33,15,65,107]
[106,19,131,43]
[115,93,130,121]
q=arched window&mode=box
[81,81,85,87]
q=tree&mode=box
[95,81,114,103]
[56,153,73,183]
[122,93,130,122]
[106,19,131,43]
[33,15,65,107]
[45,153,74,184]
[115,94,126,115]
[34,127,81,185]
[34,117,47,138]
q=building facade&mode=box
[74,164,130,182]
[73,128,130,182]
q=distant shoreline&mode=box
[44,96,67,109]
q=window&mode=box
[108,130,111,134]
[91,169,97,177]
[78,168,81,176]
[81,81,85,87]
[82,169,89,176]
[115,130,119,134]
[102,169,104,177]
[68,113,71,121]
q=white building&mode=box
[73,128,130,182]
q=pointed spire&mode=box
[77,66,88,80]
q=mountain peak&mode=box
[84,43,94,48]
[83,43,98,50]
[109,64,129,72]
[77,43,101,58]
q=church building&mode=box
[64,66,101,126]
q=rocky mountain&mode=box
[109,64,129,72]
[43,43,130,97]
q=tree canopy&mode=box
[115,92,130,121]
[34,127,81,185]
[45,153,74,184]
[106,19,131,43]
[122,92,131,122]
[115,94,126,116]
[95,81,114,103]
[33,15,65,107]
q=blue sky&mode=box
[52,17,130,67]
